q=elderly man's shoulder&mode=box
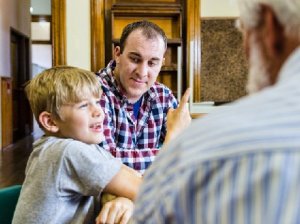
[193,95,263,132]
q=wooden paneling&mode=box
[52,0,66,66]
[112,17,180,39]
[191,113,206,119]
[111,4,182,98]
[115,0,180,3]
[1,77,13,149]
[91,0,106,71]
[186,0,201,103]
[90,0,201,99]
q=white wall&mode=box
[32,45,52,68]
[66,0,91,70]
[201,0,239,17]
[0,0,31,77]
[0,0,31,148]
[31,0,51,15]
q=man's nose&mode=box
[136,63,148,77]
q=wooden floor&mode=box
[0,135,35,188]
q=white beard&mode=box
[246,37,271,94]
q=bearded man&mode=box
[132,0,300,223]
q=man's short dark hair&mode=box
[119,20,168,53]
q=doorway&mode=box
[10,28,33,142]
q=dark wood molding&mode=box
[51,0,66,66]
[90,0,194,97]
[91,0,106,72]
[114,0,180,3]
[32,40,52,45]
[186,0,201,102]
[31,15,51,22]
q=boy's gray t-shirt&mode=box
[12,136,122,224]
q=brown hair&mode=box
[119,20,168,53]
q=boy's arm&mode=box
[103,164,142,200]
[97,165,141,224]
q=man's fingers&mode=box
[178,88,191,110]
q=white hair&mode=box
[246,34,271,93]
[236,0,300,39]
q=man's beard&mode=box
[246,36,272,94]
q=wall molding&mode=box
[52,0,66,66]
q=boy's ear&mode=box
[39,111,59,133]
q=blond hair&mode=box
[25,66,102,129]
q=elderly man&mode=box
[132,0,300,223]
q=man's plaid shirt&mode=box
[96,61,178,174]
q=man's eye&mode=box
[130,57,139,63]
[149,61,157,67]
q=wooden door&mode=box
[1,78,13,148]
[10,29,32,143]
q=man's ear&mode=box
[114,46,121,63]
[262,5,285,56]
[39,111,59,133]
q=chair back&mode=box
[0,185,22,224]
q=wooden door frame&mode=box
[91,0,106,72]
[10,28,32,142]
[52,0,201,97]
[186,0,201,102]
[51,0,67,66]
[90,0,201,101]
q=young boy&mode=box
[12,66,141,224]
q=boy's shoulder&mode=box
[34,136,93,155]
[34,136,113,161]
[35,136,83,148]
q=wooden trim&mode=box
[51,0,66,66]
[32,40,52,45]
[191,113,207,119]
[31,15,51,22]
[115,0,180,3]
[91,0,106,72]
[186,0,201,102]
[1,77,13,148]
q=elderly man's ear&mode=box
[260,5,285,57]
[39,111,59,133]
